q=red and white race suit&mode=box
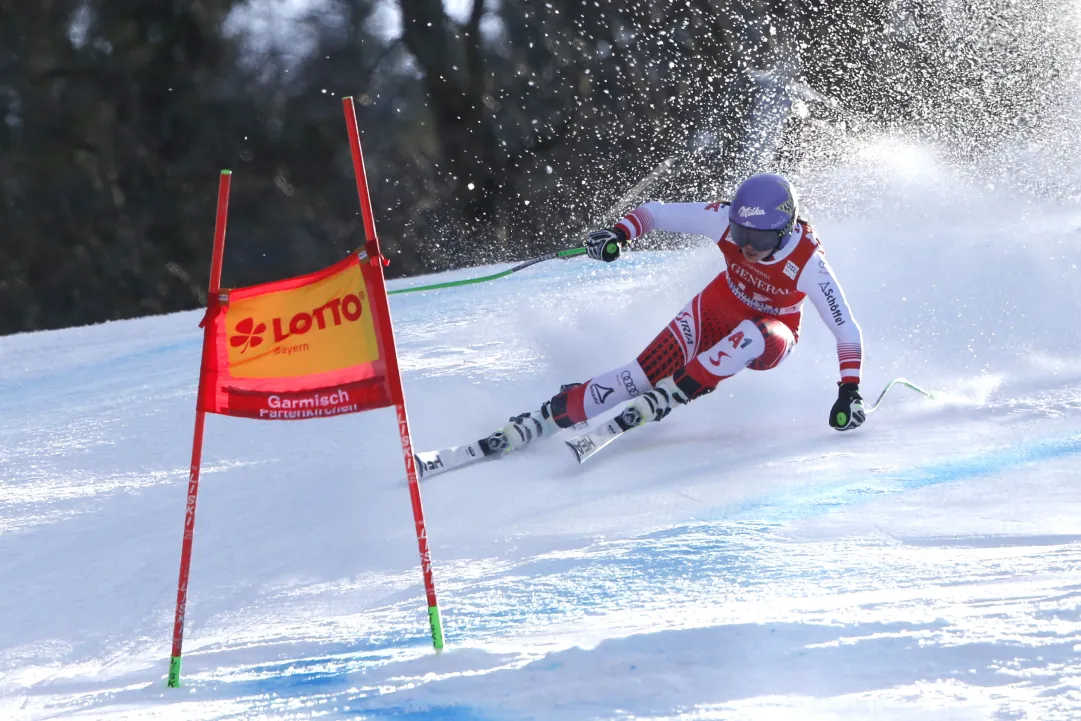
[549,201,864,427]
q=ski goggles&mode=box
[729,221,783,253]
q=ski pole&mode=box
[864,377,935,414]
[388,156,677,297]
[388,246,586,296]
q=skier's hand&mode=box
[829,382,865,431]
[585,228,628,262]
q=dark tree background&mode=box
[0,0,1072,334]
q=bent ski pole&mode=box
[388,157,678,298]
[864,377,935,414]
[388,247,586,296]
[388,157,676,297]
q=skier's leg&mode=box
[545,358,654,429]
[672,316,794,401]
[630,317,796,423]
[488,277,769,450]
[485,383,581,453]
[546,284,726,429]
[490,307,697,452]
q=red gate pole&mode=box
[168,170,232,687]
[341,97,444,650]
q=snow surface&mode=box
[4,144,1081,719]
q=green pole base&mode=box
[167,655,182,688]
[428,605,445,651]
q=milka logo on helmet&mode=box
[230,293,367,353]
[737,206,766,218]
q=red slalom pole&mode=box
[341,97,444,650]
[168,170,232,687]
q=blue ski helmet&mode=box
[728,173,799,253]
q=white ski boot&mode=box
[486,402,562,454]
[620,377,688,427]
[563,377,692,464]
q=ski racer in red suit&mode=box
[487,172,866,453]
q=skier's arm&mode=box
[614,202,731,243]
[797,249,863,384]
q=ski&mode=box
[565,406,643,464]
[414,437,501,480]
[415,420,589,480]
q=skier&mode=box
[487,172,866,453]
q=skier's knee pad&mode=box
[693,319,766,376]
[747,318,795,371]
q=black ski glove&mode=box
[585,227,629,262]
[829,382,865,431]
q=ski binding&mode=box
[414,438,501,479]
[565,405,643,464]
[415,420,589,480]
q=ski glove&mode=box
[829,382,865,431]
[585,227,629,262]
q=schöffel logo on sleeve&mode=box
[818,282,845,326]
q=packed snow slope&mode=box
[3,145,1081,720]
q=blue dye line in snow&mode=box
[344,707,496,720]
[206,433,1081,720]
[719,432,1081,523]
[211,655,499,720]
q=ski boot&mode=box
[485,383,581,454]
[620,377,688,428]
[486,402,561,454]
